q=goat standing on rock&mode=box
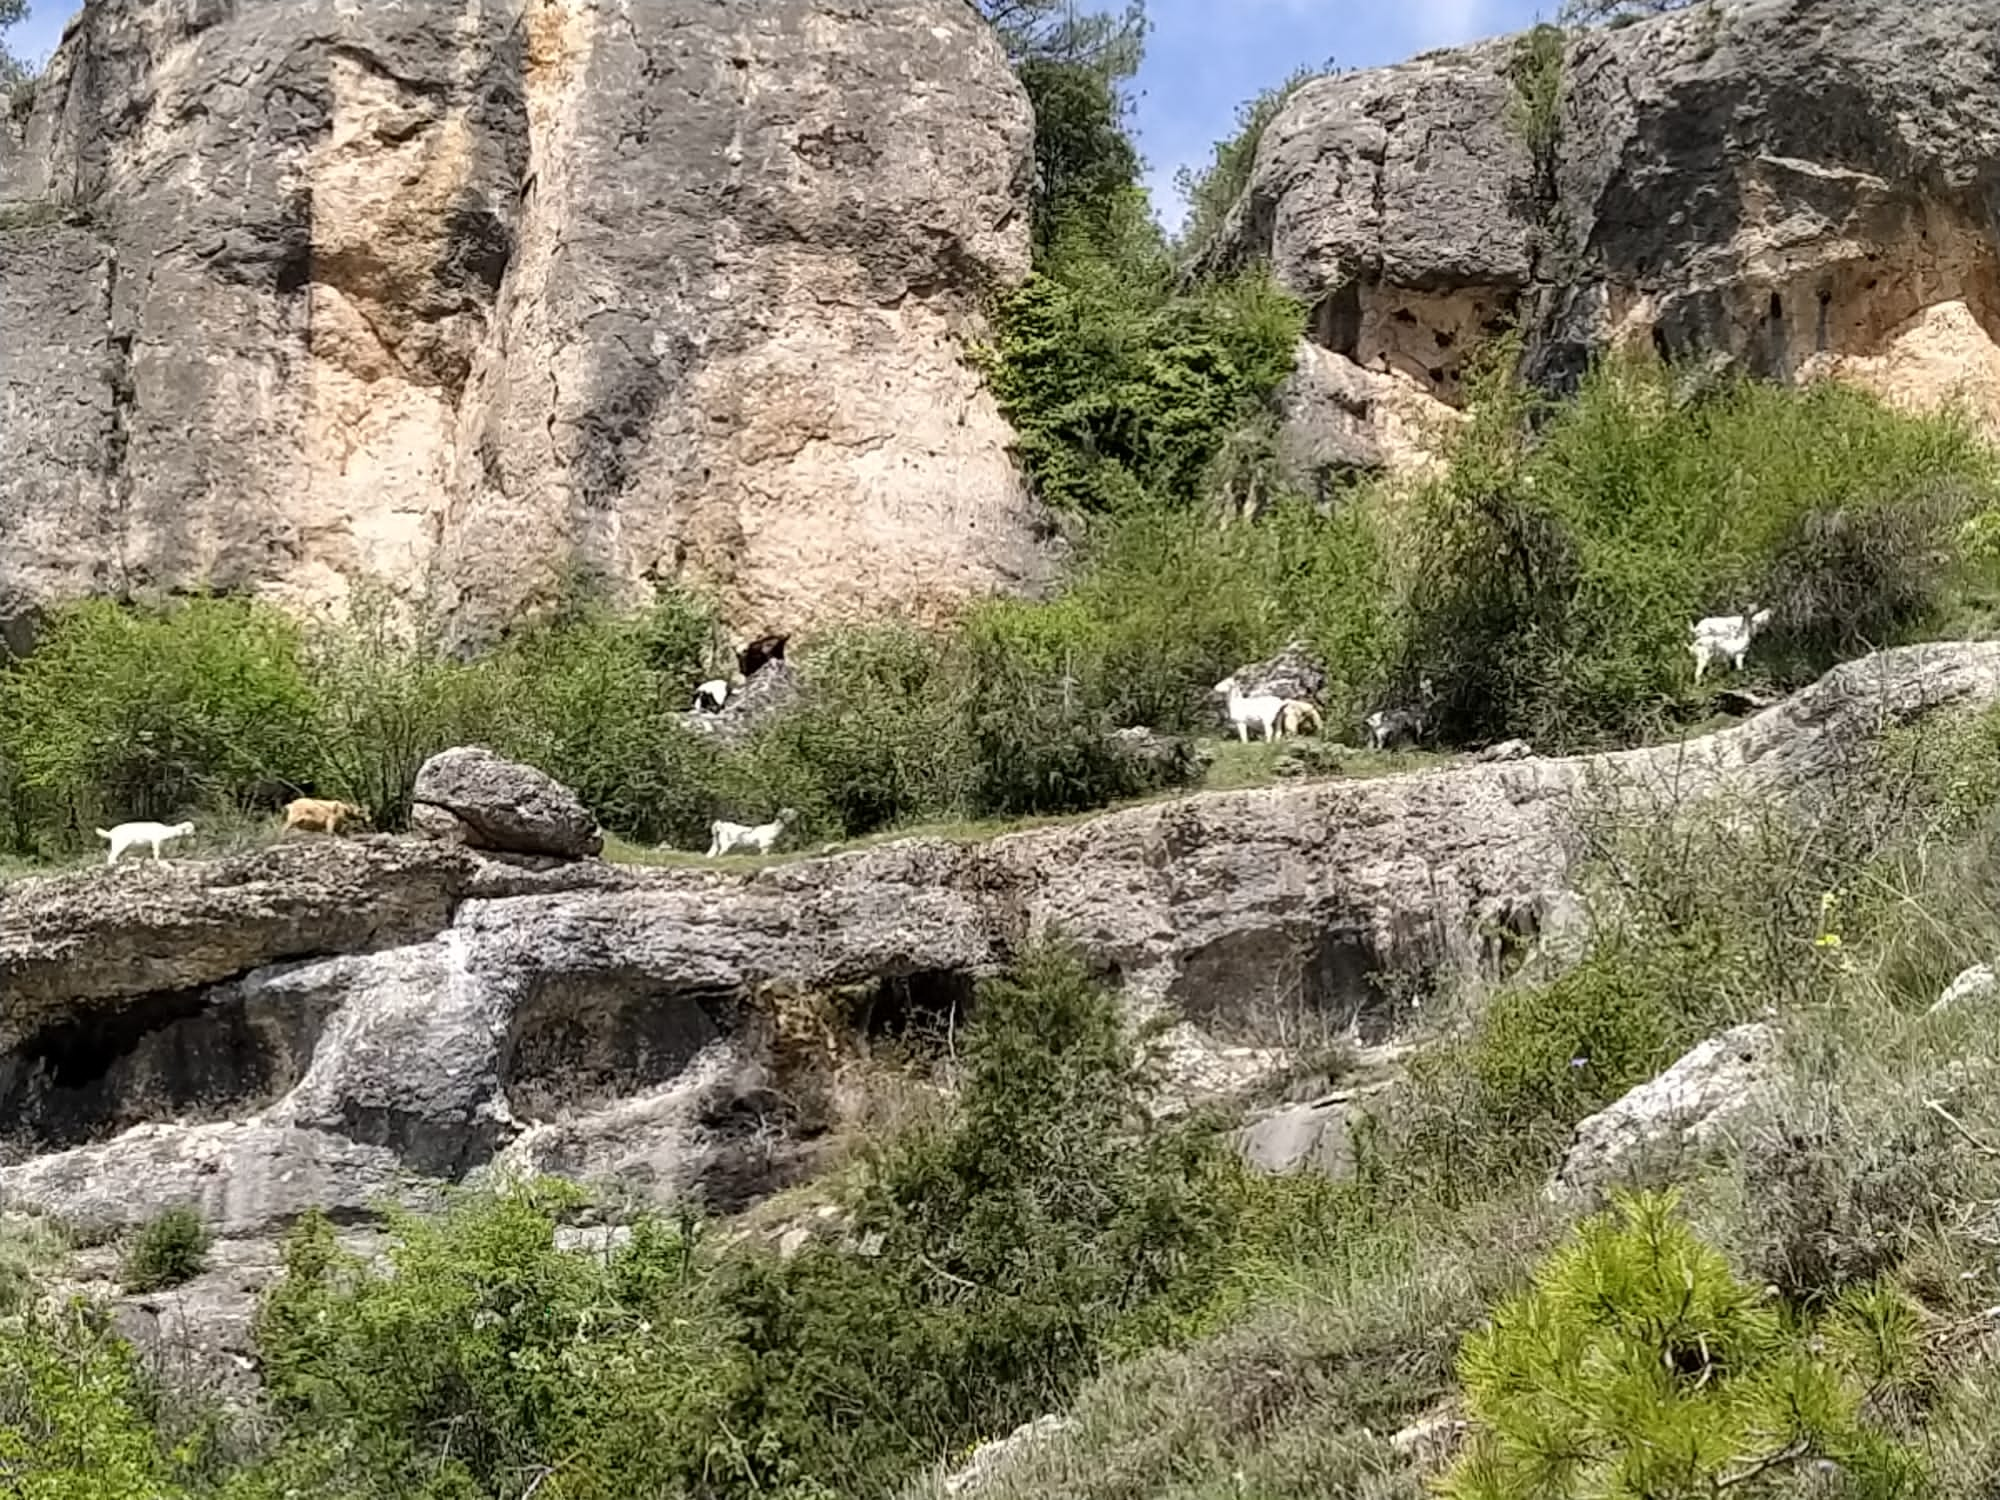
[1690,607,1773,684]
[97,819,195,865]
[707,807,798,858]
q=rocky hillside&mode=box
[2,640,1994,1380]
[0,0,1051,649]
[1219,0,2000,480]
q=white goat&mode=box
[1214,677,1288,743]
[692,678,731,714]
[706,807,798,858]
[1689,607,1773,684]
[97,819,195,866]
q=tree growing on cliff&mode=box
[0,0,28,89]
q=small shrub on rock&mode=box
[121,1206,211,1293]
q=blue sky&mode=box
[3,0,1549,226]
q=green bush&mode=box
[984,265,1304,516]
[1445,1190,1926,1499]
[1406,346,2000,748]
[301,587,500,830]
[121,1206,212,1293]
[750,624,976,838]
[0,595,320,845]
[0,1301,197,1499]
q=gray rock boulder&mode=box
[1547,1023,1781,1208]
[412,747,603,860]
[679,658,807,748]
[1216,0,2000,462]
[1228,640,1328,704]
[0,0,1048,645]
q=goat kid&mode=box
[284,797,367,836]
[707,806,798,858]
[692,677,731,714]
[98,819,195,865]
[1689,606,1773,684]
[1278,699,1323,738]
[1213,677,1288,743]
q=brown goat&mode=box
[284,797,368,836]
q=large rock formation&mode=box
[1217,0,2000,477]
[0,0,1050,648]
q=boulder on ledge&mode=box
[412,747,604,860]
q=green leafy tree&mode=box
[1445,1190,1927,1499]
[0,0,28,90]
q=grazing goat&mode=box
[1278,699,1323,738]
[283,797,367,836]
[692,677,731,714]
[737,633,790,681]
[97,819,195,866]
[707,807,798,858]
[1364,677,1435,752]
[1214,677,1287,743]
[1689,607,1773,684]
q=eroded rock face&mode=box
[0,0,1048,646]
[1218,0,2000,467]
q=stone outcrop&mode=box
[4,640,1995,1247]
[412,746,604,859]
[0,0,1050,648]
[1216,0,2000,471]
[1546,1022,1782,1208]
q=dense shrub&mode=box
[121,1206,212,1293]
[984,264,1304,516]
[1445,1190,1926,1499]
[0,595,320,844]
[0,1301,196,1500]
[1406,346,1999,748]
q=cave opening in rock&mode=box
[859,969,977,1058]
[1167,919,1423,1050]
[0,984,332,1157]
[501,972,734,1123]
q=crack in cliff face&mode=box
[98,245,136,599]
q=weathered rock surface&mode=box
[1547,1023,1781,1207]
[1229,640,1328,704]
[412,746,604,859]
[0,0,1050,647]
[4,641,1994,1247]
[1218,0,2000,466]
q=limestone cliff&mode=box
[1217,0,2000,479]
[0,0,1050,648]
